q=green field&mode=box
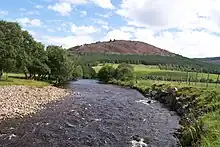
[0,73,50,87]
[93,64,219,83]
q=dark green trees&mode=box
[46,45,76,84]
[0,21,23,79]
[97,63,135,82]
[115,63,135,81]
[0,20,77,84]
[98,65,115,82]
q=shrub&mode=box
[98,65,116,82]
[82,65,96,79]
[115,63,135,81]
[74,65,83,78]
[117,63,134,70]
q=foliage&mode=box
[115,63,135,81]
[109,78,220,146]
[97,65,116,82]
[81,65,97,79]
[77,52,220,74]
[46,45,76,84]
[74,65,83,78]
[0,21,23,79]
[94,64,220,85]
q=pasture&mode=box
[93,63,220,84]
[0,73,50,87]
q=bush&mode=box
[115,63,135,81]
[82,65,96,79]
[98,65,116,82]
[117,63,134,70]
[74,65,83,78]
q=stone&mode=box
[0,86,70,122]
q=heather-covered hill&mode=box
[69,40,175,56]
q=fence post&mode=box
[195,71,198,85]
[187,71,190,85]
[206,73,210,88]
[216,74,219,87]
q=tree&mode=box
[17,31,50,79]
[46,45,76,84]
[98,65,115,82]
[0,21,23,80]
[74,65,83,78]
[81,65,96,79]
[115,63,135,81]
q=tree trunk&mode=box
[0,69,3,80]
[6,72,8,80]
[24,72,28,79]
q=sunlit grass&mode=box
[0,73,50,87]
[93,63,220,82]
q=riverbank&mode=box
[108,79,220,146]
[0,80,180,147]
[0,86,70,122]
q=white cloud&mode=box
[48,2,72,16]
[154,31,220,58]
[35,5,44,9]
[117,0,220,31]
[71,24,97,35]
[60,0,114,9]
[91,0,114,9]
[95,12,113,18]
[102,25,109,30]
[130,28,220,58]
[103,29,133,41]
[80,10,87,17]
[59,0,88,4]
[0,10,8,16]
[92,18,108,25]
[120,26,136,32]
[16,17,42,27]
[42,35,94,48]
[114,0,220,57]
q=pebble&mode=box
[0,86,70,122]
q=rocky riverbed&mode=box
[0,80,180,147]
[0,86,70,121]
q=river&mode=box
[0,80,180,147]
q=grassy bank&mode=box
[108,79,220,147]
[93,64,220,85]
[0,73,50,87]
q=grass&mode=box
[93,63,220,82]
[201,111,220,147]
[0,73,50,87]
[137,80,220,89]
[110,78,220,146]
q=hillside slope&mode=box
[69,40,175,56]
[195,57,220,64]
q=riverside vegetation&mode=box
[97,63,220,147]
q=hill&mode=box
[68,40,220,74]
[69,40,175,56]
[195,57,220,64]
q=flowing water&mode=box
[0,80,180,147]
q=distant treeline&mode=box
[73,52,220,74]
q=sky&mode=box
[1,0,220,58]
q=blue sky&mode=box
[1,0,220,58]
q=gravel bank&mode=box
[0,86,70,122]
